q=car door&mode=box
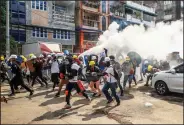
[168,64,183,93]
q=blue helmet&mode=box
[64,50,69,55]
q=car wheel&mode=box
[155,81,169,95]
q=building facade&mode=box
[74,1,109,53]
[109,1,156,29]
[156,1,183,22]
[10,0,75,53]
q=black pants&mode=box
[10,75,32,94]
[32,71,48,87]
[51,73,59,89]
[65,82,88,105]
[116,79,123,95]
[146,74,153,85]
[102,82,120,103]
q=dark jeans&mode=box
[65,82,88,105]
[10,75,32,94]
[32,71,48,87]
[102,82,120,103]
[123,75,129,88]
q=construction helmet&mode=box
[104,57,110,62]
[73,55,78,59]
[0,56,4,61]
[89,61,95,66]
[31,55,37,60]
[148,65,153,72]
[125,56,130,61]
[29,53,35,58]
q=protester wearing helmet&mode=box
[50,53,60,91]
[129,58,137,88]
[31,55,48,88]
[8,55,34,96]
[86,60,102,97]
[0,56,10,84]
[121,56,131,89]
[144,65,160,86]
[102,57,120,106]
[109,55,124,96]
[64,56,91,109]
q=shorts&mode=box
[51,73,59,83]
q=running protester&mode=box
[64,56,91,109]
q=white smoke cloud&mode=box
[80,20,183,61]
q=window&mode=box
[53,30,71,40]
[32,1,47,11]
[175,65,184,73]
[32,1,35,8]
[143,13,154,22]
[102,16,106,31]
[32,27,47,38]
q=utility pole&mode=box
[6,0,10,58]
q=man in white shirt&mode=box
[102,57,120,106]
[51,54,60,91]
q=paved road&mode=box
[1,81,183,124]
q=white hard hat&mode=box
[91,56,97,60]
[144,60,149,64]
[39,54,44,58]
[104,57,110,62]
[31,55,37,59]
[47,55,51,58]
[10,54,17,59]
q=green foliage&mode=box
[0,0,18,54]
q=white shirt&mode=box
[105,66,117,83]
[51,60,59,73]
[69,63,80,82]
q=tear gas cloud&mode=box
[80,20,183,61]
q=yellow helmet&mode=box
[148,65,153,72]
[0,56,4,61]
[73,55,78,59]
[29,53,34,58]
[89,61,95,66]
[125,56,130,61]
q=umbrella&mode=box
[127,51,142,66]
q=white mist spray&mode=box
[80,20,183,62]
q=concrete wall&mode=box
[25,1,75,45]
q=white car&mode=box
[151,63,183,95]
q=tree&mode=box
[0,0,18,55]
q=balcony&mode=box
[164,15,172,20]
[125,1,155,15]
[82,19,99,30]
[82,1,100,12]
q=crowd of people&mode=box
[0,52,165,108]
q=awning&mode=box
[38,42,61,53]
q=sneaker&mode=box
[55,93,60,98]
[116,102,120,106]
[106,99,113,104]
[144,84,149,86]
[8,93,15,96]
[64,104,71,109]
[29,90,34,96]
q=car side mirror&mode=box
[170,69,176,74]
